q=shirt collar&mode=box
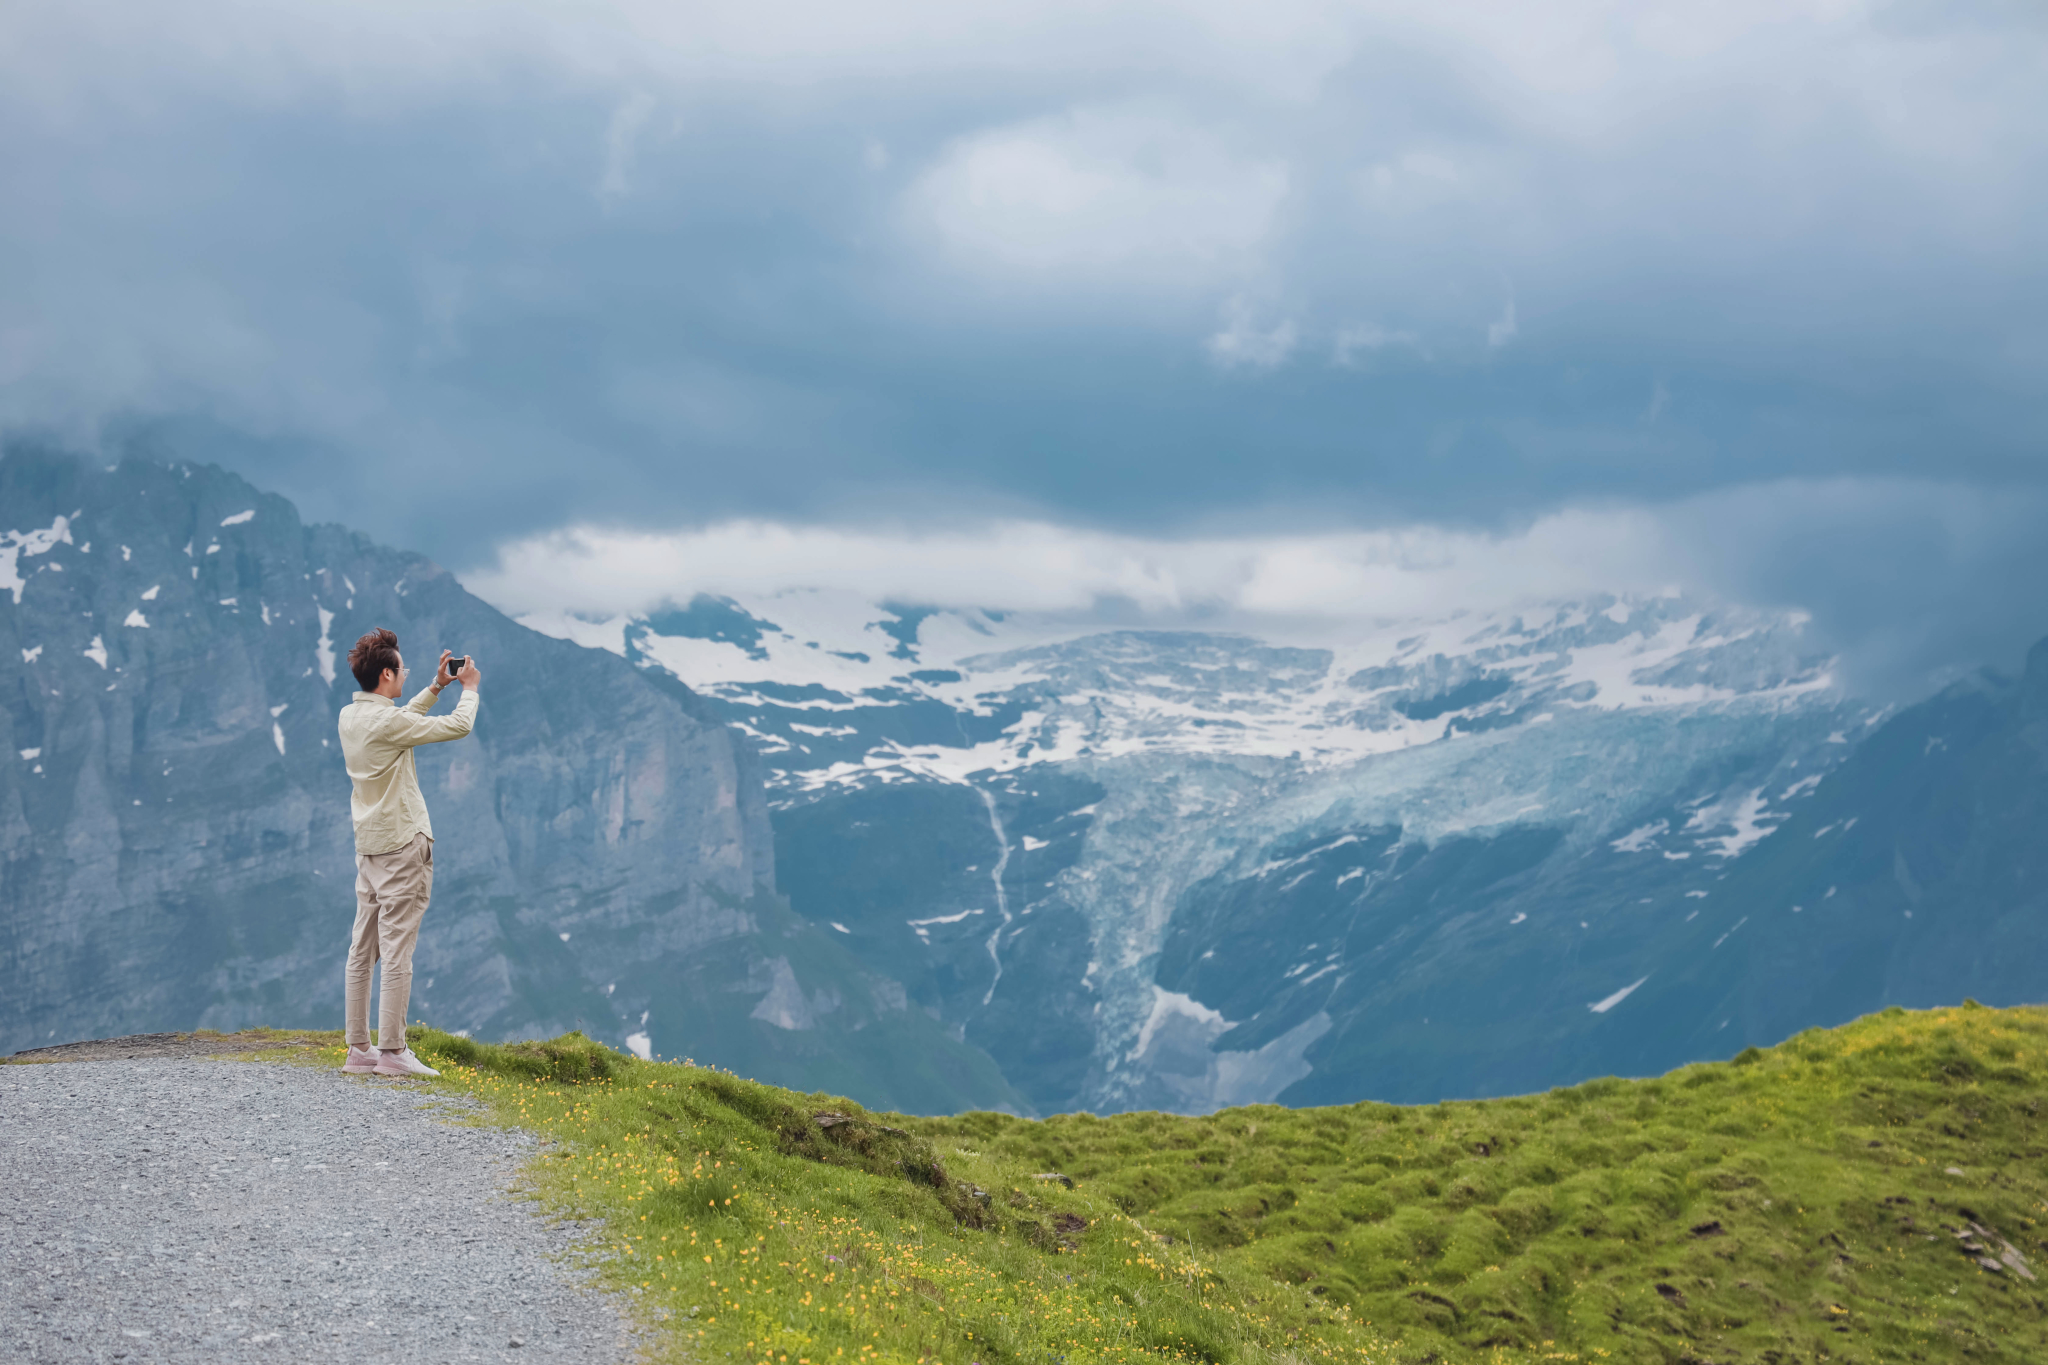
[352,691,398,706]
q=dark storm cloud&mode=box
[1,0,2045,693]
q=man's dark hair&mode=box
[348,628,402,692]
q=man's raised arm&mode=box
[392,686,478,746]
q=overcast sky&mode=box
[4,0,2045,692]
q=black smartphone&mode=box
[446,656,468,676]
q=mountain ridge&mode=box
[10,445,2042,1121]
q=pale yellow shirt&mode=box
[338,685,479,856]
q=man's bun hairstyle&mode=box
[348,628,401,692]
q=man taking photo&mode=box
[337,628,481,1078]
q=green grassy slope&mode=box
[284,1002,2046,1365]
[360,1029,1399,1365]
[913,1002,2048,1363]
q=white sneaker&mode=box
[373,1048,440,1078]
[342,1045,379,1075]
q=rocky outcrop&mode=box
[0,447,768,1050]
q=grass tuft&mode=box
[422,1028,626,1085]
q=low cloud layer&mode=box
[470,479,2048,698]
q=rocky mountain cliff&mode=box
[0,449,1021,1113]
[1630,638,2048,1060]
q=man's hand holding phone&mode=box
[431,649,481,693]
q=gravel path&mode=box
[1,1057,643,1365]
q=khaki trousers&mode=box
[345,832,433,1051]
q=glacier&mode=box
[512,587,1877,1113]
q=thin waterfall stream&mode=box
[976,785,1012,1007]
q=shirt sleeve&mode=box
[385,688,479,748]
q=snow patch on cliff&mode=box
[2,515,74,604]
